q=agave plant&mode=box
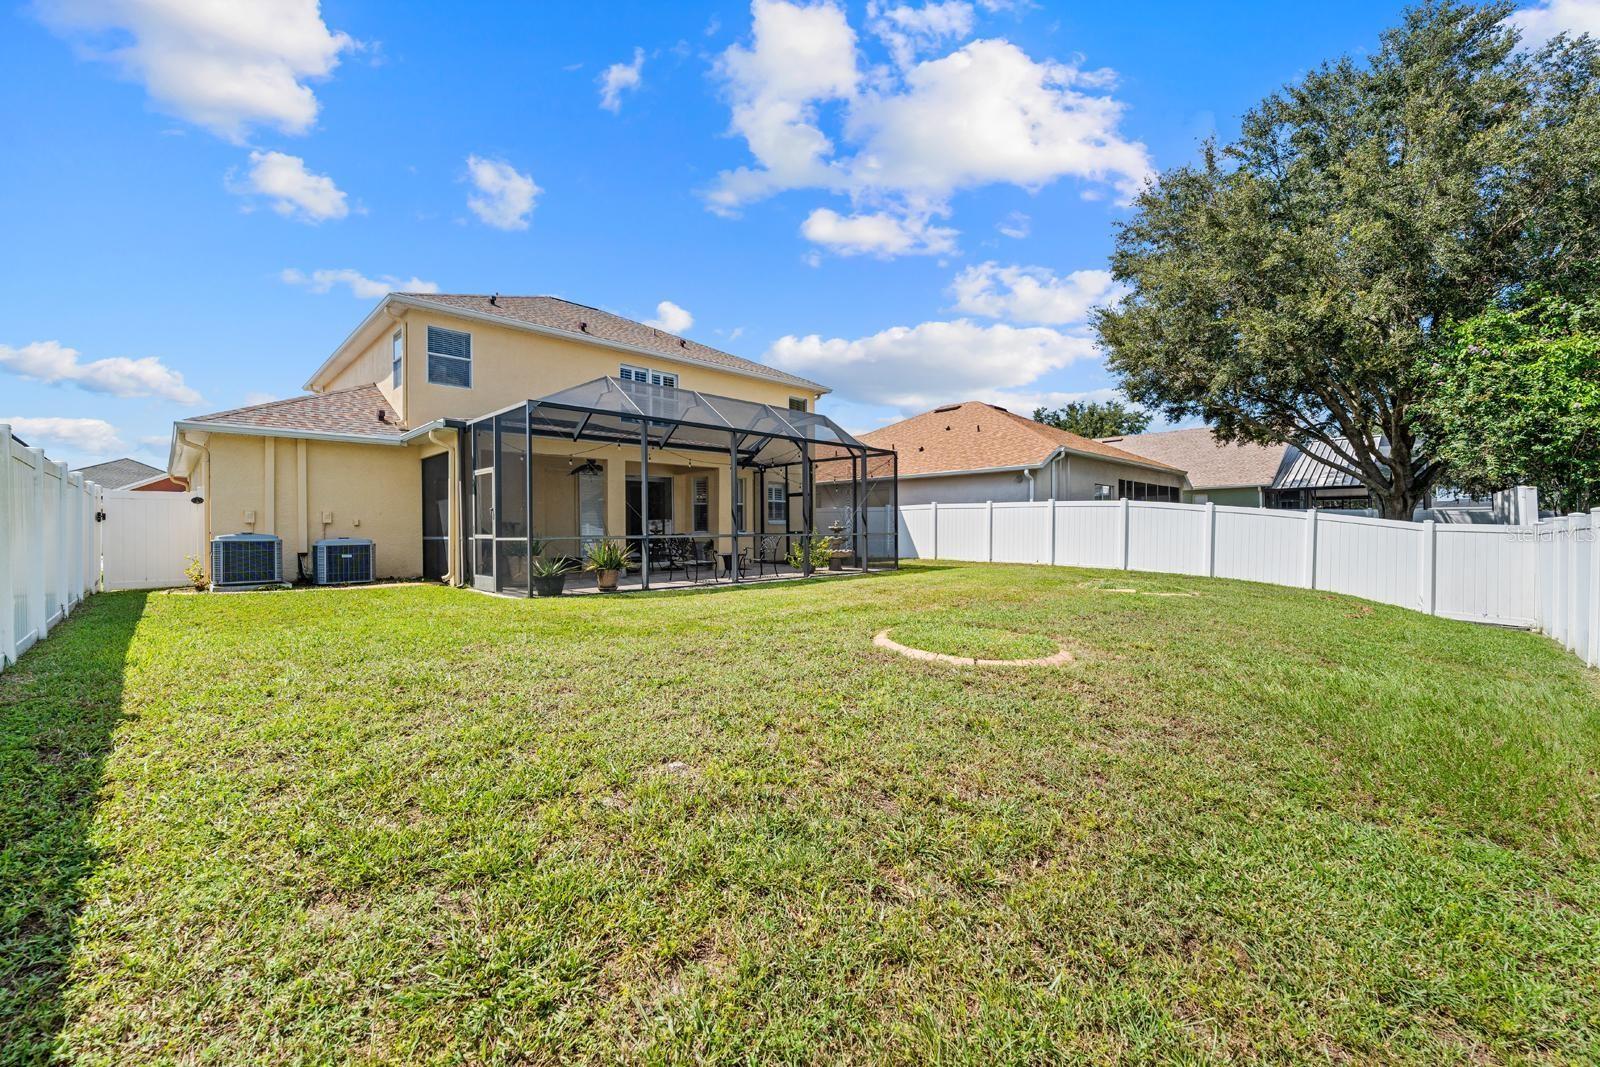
[583,538,635,573]
[531,555,576,578]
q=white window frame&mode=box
[692,477,709,532]
[426,325,472,388]
[391,328,403,388]
[620,364,677,389]
[1093,483,1114,501]
[766,483,786,524]
[734,480,746,531]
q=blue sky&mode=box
[3,0,1593,470]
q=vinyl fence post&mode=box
[27,448,46,639]
[1303,507,1318,589]
[1568,515,1580,652]
[1419,519,1438,615]
[1049,499,1058,567]
[1118,497,1130,570]
[54,463,70,619]
[985,499,994,562]
[1204,501,1217,578]
[929,500,939,560]
[0,427,14,669]
[67,473,83,608]
[1588,509,1599,667]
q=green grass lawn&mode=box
[3,562,1599,1064]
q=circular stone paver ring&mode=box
[873,629,1075,667]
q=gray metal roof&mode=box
[1274,438,1376,491]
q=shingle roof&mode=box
[185,384,403,439]
[854,402,1186,478]
[401,294,826,393]
[1098,427,1290,490]
[73,457,162,489]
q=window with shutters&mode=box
[620,364,677,388]
[788,396,807,412]
[427,326,472,387]
[766,483,786,524]
[692,477,709,531]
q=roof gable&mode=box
[185,384,403,440]
[73,457,162,489]
[859,402,1185,478]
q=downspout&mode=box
[1023,468,1035,501]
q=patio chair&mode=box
[753,534,785,578]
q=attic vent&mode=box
[678,339,687,347]
[934,404,961,413]
[579,321,589,332]
[377,409,388,423]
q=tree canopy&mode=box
[1422,296,1600,513]
[1094,2,1600,518]
[1031,399,1152,438]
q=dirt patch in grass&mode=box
[884,619,1061,661]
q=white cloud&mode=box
[845,39,1152,203]
[710,3,1152,256]
[231,150,348,222]
[280,268,439,299]
[465,155,540,230]
[2,416,124,456]
[867,1,974,68]
[644,300,694,333]
[36,0,355,142]
[765,318,1095,412]
[1512,0,1600,43]
[997,210,1030,238]
[708,0,861,214]
[950,262,1121,325]
[0,340,200,403]
[800,207,957,256]
[599,47,645,112]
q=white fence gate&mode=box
[1,427,102,671]
[101,487,205,591]
[896,499,1599,668]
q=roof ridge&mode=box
[189,383,385,422]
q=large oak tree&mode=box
[1095,2,1600,519]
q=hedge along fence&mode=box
[1,426,102,672]
[895,499,1599,668]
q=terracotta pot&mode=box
[596,568,620,592]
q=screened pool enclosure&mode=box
[463,377,898,594]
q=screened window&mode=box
[1116,479,1179,503]
[427,326,472,388]
[766,483,786,524]
[692,477,709,531]
[391,329,403,388]
[1093,483,1114,501]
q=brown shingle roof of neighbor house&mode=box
[72,457,163,489]
[185,384,404,440]
[1099,427,1291,490]
[399,294,827,393]
[853,402,1186,479]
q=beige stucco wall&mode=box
[332,308,820,429]
[199,431,448,580]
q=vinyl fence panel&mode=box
[895,496,1589,666]
[0,426,103,672]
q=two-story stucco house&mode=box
[167,294,891,592]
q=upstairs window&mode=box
[766,483,786,524]
[620,364,677,388]
[427,326,472,388]
[391,329,403,388]
[788,396,807,412]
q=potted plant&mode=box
[531,556,575,597]
[786,534,837,573]
[183,554,208,592]
[583,538,634,593]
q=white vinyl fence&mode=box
[1,427,103,672]
[895,499,1599,668]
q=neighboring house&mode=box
[167,293,833,584]
[74,457,186,492]
[1100,428,1372,509]
[825,401,1186,507]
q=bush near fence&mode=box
[1,426,101,672]
[894,498,1599,668]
